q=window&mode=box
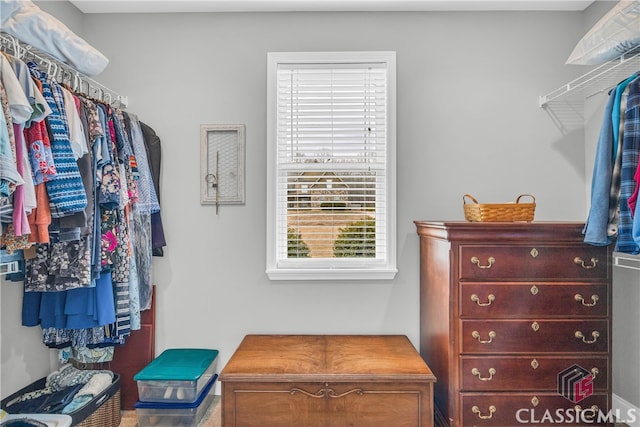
[266,51,397,280]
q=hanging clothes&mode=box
[0,39,165,363]
[585,73,640,255]
[124,112,158,312]
[139,121,166,257]
[0,80,22,206]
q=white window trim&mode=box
[266,51,397,281]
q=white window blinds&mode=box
[267,52,396,280]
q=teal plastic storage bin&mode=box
[134,348,218,403]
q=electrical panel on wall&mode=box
[200,124,246,213]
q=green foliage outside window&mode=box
[287,227,310,258]
[333,219,375,258]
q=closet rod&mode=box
[0,32,128,108]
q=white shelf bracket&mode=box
[614,253,640,271]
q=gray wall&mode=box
[2,1,612,399]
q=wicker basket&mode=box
[463,194,536,222]
[75,389,121,427]
[1,374,121,427]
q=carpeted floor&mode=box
[118,396,221,426]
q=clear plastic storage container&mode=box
[134,374,217,427]
[134,348,218,403]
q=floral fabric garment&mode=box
[100,208,118,269]
[23,240,91,292]
[48,238,92,289]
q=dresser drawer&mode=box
[461,392,610,426]
[460,283,609,318]
[461,320,609,353]
[459,245,609,281]
[460,355,609,391]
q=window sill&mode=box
[266,267,398,281]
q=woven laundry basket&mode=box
[1,374,121,427]
[75,388,121,427]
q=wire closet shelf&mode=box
[0,32,127,107]
[539,46,640,134]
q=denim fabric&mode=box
[584,89,616,246]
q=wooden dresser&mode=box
[219,334,436,427]
[414,221,612,427]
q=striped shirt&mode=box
[28,62,87,217]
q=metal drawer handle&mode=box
[575,405,599,420]
[575,294,599,307]
[590,367,599,379]
[574,257,598,269]
[575,405,599,411]
[472,405,496,420]
[471,256,495,269]
[575,330,600,344]
[472,330,496,344]
[471,293,495,306]
[471,367,496,381]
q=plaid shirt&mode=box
[606,81,633,237]
[615,78,640,254]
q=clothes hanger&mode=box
[10,34,21,59]
[46,60,56,78]
[72,72,81,92]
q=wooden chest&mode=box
[414,221,612,427]
[219,334,436,427]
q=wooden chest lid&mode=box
[219,334,435,383]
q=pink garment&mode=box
[12,122,30,236]
[629,151,640,216]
